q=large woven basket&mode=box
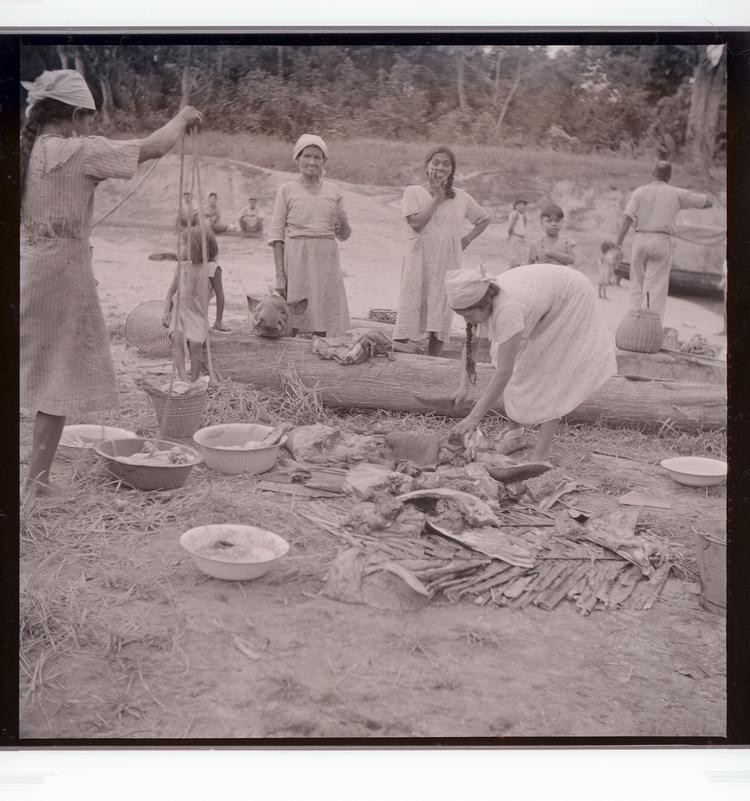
[125,300,172,358]
[615,293,663,354]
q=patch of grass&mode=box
[464,626,505,649]
[191,132,723,199]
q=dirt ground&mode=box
[19,158,727,739]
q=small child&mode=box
[598,241,619,299]
[507,198,528,268]
[162,227,224,381]
[526,204,576,266]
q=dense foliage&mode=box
[21,43,725,159]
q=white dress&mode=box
[480,263,616,424]
[393,186,489,343]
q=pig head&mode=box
[247,293,308,338]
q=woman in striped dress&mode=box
[20,69,202,496]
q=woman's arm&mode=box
[452,334,522,436]
[541,240,576,265]
[405,182,446,232]
[334,198,351,241]
[461,218,490,251]
[138,106,202,163]
[272,241,287,297]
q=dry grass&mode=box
[186,132,723,200]
[18,362,725,733]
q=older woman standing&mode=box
[446,265,616,461]
[393,146,490,356]
[267,134,351,336]
[20,69,202,496]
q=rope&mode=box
[92,156,162,228]
[153,134,188,438]
[189,129,219,384]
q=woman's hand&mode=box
[453,383,469,406]
[450,413,481,442]
[162,311,171,328]
[427,168,447,200]
[177,106,203,130]
[275,285,287,299]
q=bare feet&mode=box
[212,322,231,332]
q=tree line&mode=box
[21,43,726,167]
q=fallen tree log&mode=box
[209,333,726,432]
[350,319,726,384]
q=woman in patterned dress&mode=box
[267,134,352,336]
[446,265,616,461]
[393,146,490,356]
[20,69,202,496]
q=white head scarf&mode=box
[21,70,96,113]
[293,134,328,161]
[445,269,495,309]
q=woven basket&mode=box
[139,381,208,438]
[615,293,663,354]
[661,327,680,351]
[126,300,172,358]
[368,308,397,325]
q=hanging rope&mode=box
[189,128,219,384]
[155,132,188,437]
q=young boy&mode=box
[527,204,576,266]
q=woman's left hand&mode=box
[460,235,470,251]
[450,414,481,442]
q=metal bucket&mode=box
[694,523,726,614]
[147,390,208,439]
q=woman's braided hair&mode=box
[424,145,456,199]
[20,98,91,199]
[461,283,500,385]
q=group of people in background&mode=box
[19,68,719,498]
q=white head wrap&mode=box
[293,134,328,161]
[445,269,495,309]
[21,70,96,113]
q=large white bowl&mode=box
[180,524,289,580]
[192,423,287,475]
[660,456,727,487]
[59,425,138,459]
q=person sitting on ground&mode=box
[526,203,576,266]
[597,241,619,299]
[507,199,528,268]
[178,191,199,229]
[203,191,229,233]
[239,196,264,238]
